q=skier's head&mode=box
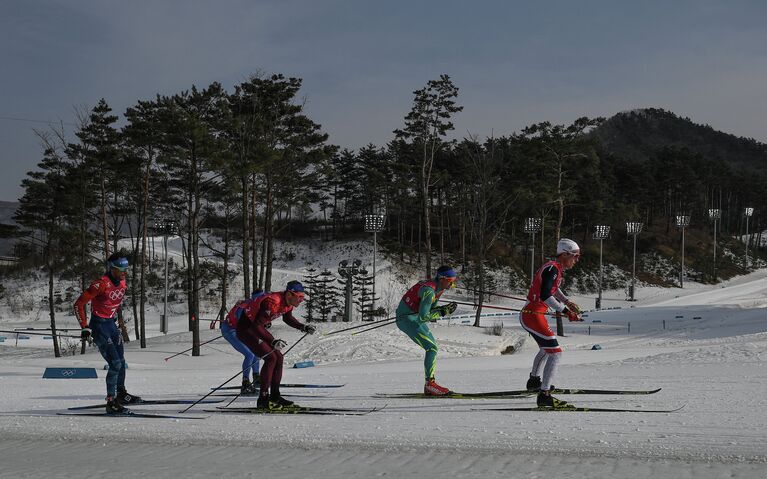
[251,289,264,299]
[106,253,129,279]
[556,238,580,270]
[285,280,306,307]
[435,265,458,289]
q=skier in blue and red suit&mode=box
[236,281,316,409]
[520,238,583,408]
[74,252,141,414]
[222,290,265,395]
[396,265,458,396]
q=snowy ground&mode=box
[2,270,767,478]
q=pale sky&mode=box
[1,0,766,201]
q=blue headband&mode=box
[436,268,457,279]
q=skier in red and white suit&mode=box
[520,238,583,408]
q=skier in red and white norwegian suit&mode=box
[74,252,140,414]
[520,238,583,408]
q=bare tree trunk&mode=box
[139,161,151,348]
[241,174,250,297]
[256,175,263,290]
[47,249,61,358]
[101,175,110,261]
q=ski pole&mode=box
[453,286,527,302]
[322,315,397,336]
[450,300,568,319]
[0,329,81,339]
[163,335,223,361]
[221,331,310,407]
[181,332,309,413]
[350,319,397,336]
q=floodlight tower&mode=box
[524,217,542,284]
[625,222,643,301]
[675,214,691,288]
[593,225,610,310]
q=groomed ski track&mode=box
[3,270,767,477]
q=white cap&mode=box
[556,238,580,256]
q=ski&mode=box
[474,404,685,413]
[212,383,345,390]
[57,411,207,420]
[68,399,225,410]
[212,405,383,416]
[376,387,661,399]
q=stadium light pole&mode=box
[744,207,754,270]
[593,225,610,310]
[338,259,363,322]
[675,214,691,288]
[364,214,385,316]
[626,222,643,301]
[524,217,542,284]
[153,218,176,334]
[708,208,721,282]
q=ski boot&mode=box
[424,378,451,396]
[256,395,272,409]
[536,390,573,409]
[270,395,296,409]
[526,374,542,391]
[106,396,130,415]
[241,378,258,396]
[116,388,143,405]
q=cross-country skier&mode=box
[396,265,458,396]
[74,252,141,414]
[520,238,583,408]
[235,281,316,409]
[222,290,265,395]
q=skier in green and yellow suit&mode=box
[396,265,458,395]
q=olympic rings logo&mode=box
[108,290,125,301]
[61,369,75,377]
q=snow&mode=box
[2,252,767,477]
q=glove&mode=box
[302,324,316,334]
[81,328,91,340]
[271,338,287,350]
[563,307,583,322]
[432,302,457,317]
[427,311,441,323]
[265,322,272,329]
[565,301,581,315]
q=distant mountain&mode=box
[593,108,767,171]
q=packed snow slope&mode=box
[2,269,767,478]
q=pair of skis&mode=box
[210,405,384,416]
[59,398,226,420]
[377,387,682,413]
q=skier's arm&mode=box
[73,280,103,328]
[417,286,438,322]
[282,310,303,330]
[250,300,276,344]
[539,266,567,312]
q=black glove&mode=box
[302,324,316,334]
[81,328,91,340]
[264,322,272,329]
[271,338,287,350]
